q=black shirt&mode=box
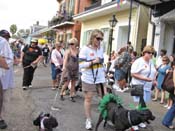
[42,46,50,56]
[22,45,42,64]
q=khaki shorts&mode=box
[82,81,106,92]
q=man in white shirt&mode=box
[156,49,167,68]
[0,30,14,129]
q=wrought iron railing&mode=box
[48,11,73,27]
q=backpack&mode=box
[114,51,131,73]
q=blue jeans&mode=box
[114,69,126,81]
[162,102,175,126]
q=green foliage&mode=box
[17,29,30,39]
[10,24,17,35]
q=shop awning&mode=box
[160,9,175,23]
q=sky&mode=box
[0,0,58,31]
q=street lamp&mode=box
[108,15,118,61]
[107,15,118,73]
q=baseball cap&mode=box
[30,38,38,43]
[0,30,11,38]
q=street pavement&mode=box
[2,64,174,131]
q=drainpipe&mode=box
[149,9,156,46]
[127,0,133,43]
[77,0,80,14]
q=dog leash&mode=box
[127,111,133,126]
[23,63,37,69]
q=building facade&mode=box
[74,0,149,61]
[50,0,90,47]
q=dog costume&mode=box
[96,94,155,131]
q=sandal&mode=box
[70,97,76,102]
[152,99,157,101]
[0,120,7,129]
[160,102,164,104]
[60,95,64,101]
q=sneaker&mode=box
[85,118,92,130]
[52,87,56,90]
[139,123,146,128]
[22,86,27,90]
[164,104,168,108]
[167,106,171,110]
[29,85,32,88]
[132,125,139,131]
[0,120,7,129]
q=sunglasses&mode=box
[146,52,154,55]
[162,59,167,61]
[69,43,75,46]
[96,37,103,41]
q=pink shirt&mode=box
[51,49,63,66]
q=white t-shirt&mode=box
[156,56,162,68]
[0,36,14,77]
[79,46,106,84]
[131,57,156,91]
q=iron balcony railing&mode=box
[48,11,73,27]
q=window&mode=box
[83,30,92,46]
[101,0,112,5]
[58,34,64,42]
[66,33,72,48]
[101,28,110,54]
[67,0,75,16]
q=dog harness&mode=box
[127,111,133,126]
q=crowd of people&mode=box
[0,28,175,131]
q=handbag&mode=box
[130,63,151,97]
[130,84,144,96]
[162,71,174,93]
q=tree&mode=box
[17,29,30,39]
[10,24,17,36]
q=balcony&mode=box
[48,11,73,27]
[85,1,101,11]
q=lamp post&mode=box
[108,15,118,61]
[106,15,118,73]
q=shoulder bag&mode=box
[162,71,174,93]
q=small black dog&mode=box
[33,112,58,131]
[95,102,155,131]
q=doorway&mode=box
[117,26,128,49]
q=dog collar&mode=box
[127,111,133,126]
